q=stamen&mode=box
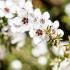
[22,17,28,24]
[36,29,43,36]
[4,7,9,12]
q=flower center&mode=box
[36,29,43,36]
[40,19,45,23]
[34,18,37,22]
[4,7,9,13]
[22,17,28,24]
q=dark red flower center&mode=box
[22,17,28,24]
[40,19,45,23]
[36,29,43,36]
[4,7,9,12]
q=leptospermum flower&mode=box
[10,32,26,50]
[0,0,18,18]
[29,28,47,45]
[49,21,64,39]
[32,40,48,57]
[30,8,52,29]
[51,44,66,57]
[29,9,51,45]
[52,58,70,70]
[12,0,33,13]
[8,16,30,33]
[38,56,47,65]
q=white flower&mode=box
[29,9,52,45]
[8,16,30,33]
[52,20,59,29]
[52,58,70,70]
[52,63,59,70]
[59,58,70,70]
[24,1,33,13]
[65,3,70,17]
[61,41,69,45]
[38,56,47,65]
[0,0,18,18]
[32,8,51,29]
[17,8,28,18]
[11,32,26,44]
[34,8,50,20]
[12,0,33,13]
[32,41,48,57]
[8,17,24,33]
[12,0,25,8]
[51,45,66,57]
[10,60,22,70]
[57,29,64,37]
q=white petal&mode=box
[11,33,24,44]
[38,56,47,65]
[33,36,42,45]
[34,8,41,18]
[42,12,50,20]
[52,63,59,70]
[0,10,4,17]
[29,29,35,38]
[59,59,70,70]
[43,20,52,29]
[25,1,33,12]
[17,8,27,17]
[0,1,4,9]
[52,20,59,29]
[32,48,41,57]
[52,46,65,56]
[5,13,13,18]
[18,0,25,8]
[57,29,64,37]
[10,60,22,70]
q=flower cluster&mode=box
[0,0,69,67]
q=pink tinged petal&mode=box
[5,0,17,13]
[42,12,50,20]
